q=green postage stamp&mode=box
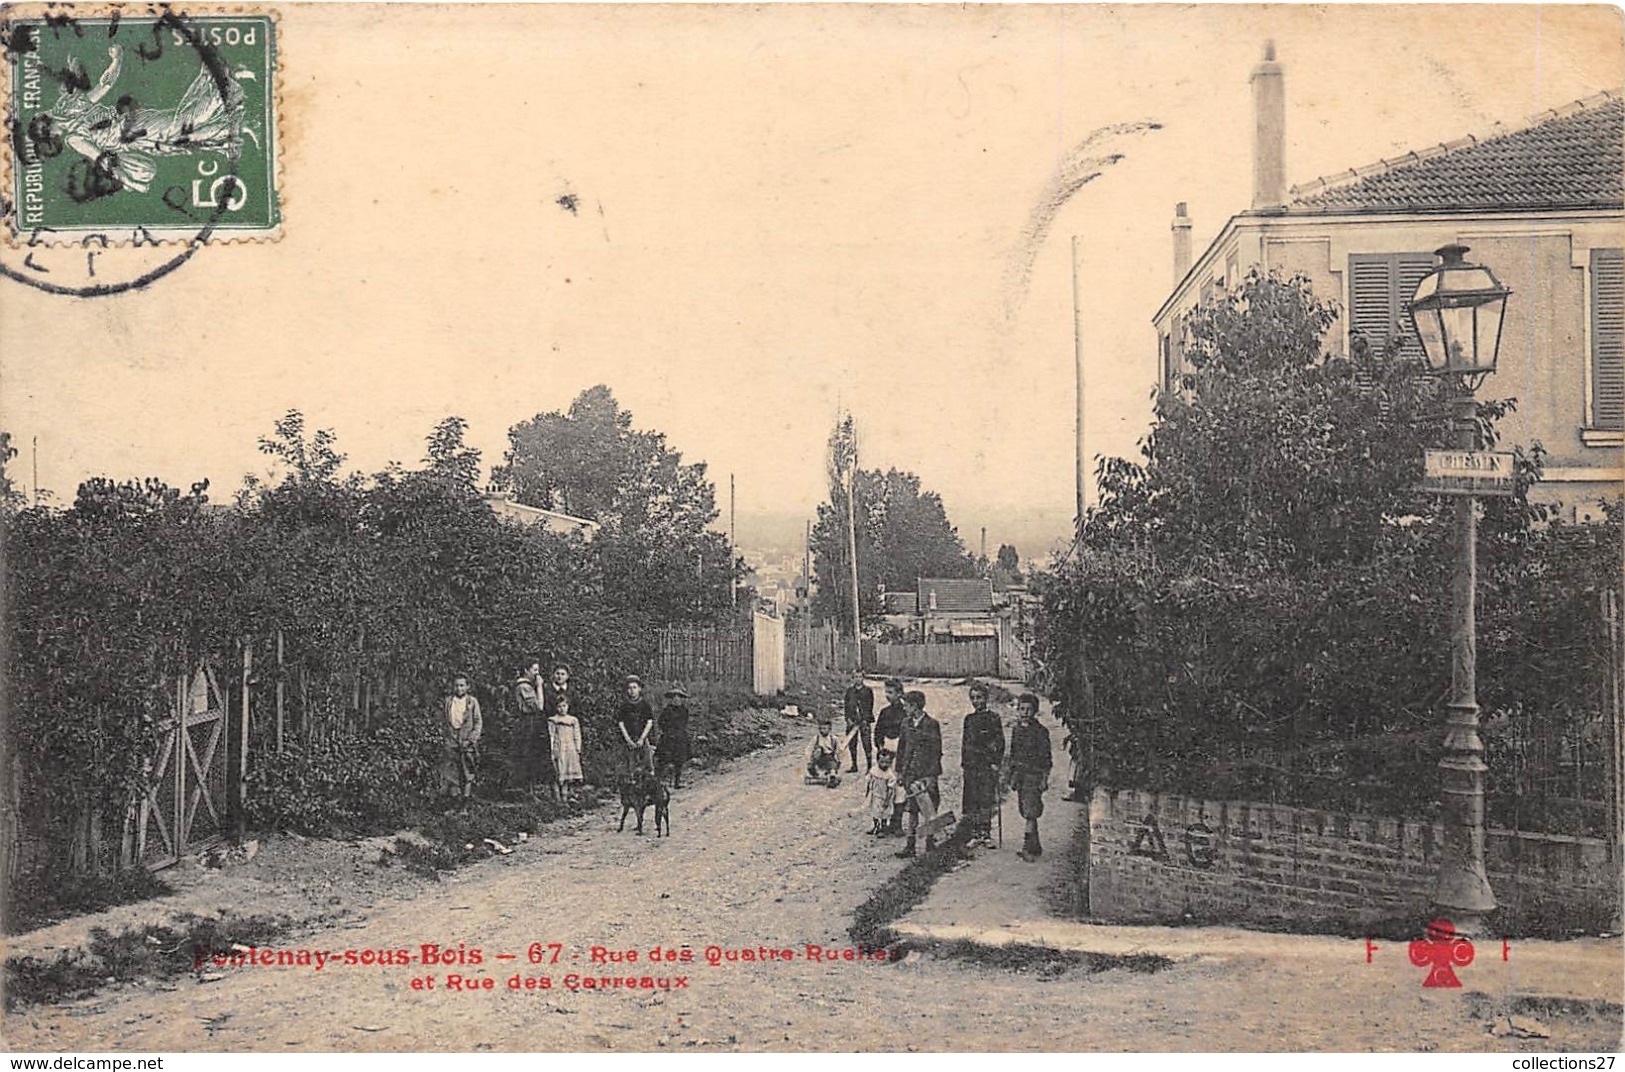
[4,7,279,241]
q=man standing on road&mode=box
[874,679,908,833]
[842,672,875,773]
[1004,692,1052,861]
[894,690,943,859]
[960,682,1005,848]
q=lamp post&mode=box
[1406,243,1511,932]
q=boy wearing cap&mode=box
[894,690,943,858]
[1004,693,1052,861]
[656,686,693,789]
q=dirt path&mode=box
[5,681,983,1051]
[7,680,1618,1053]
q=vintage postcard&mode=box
[1,2,1621,1058]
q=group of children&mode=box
[440,665,697,804]
[807,677,1054,863]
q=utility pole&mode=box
[1071,235,1087,530]
[804,518,813,615]
[31,435,39,507]
[729,473,737,608]
[844,421,861,644]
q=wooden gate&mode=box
[752,612,785,696]
[135,663,228,869]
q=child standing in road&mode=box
[961,682,1006,849]
[864,745,898,836]
[1004,693,1052,861]
[548,694,584,804]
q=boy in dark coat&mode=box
[842,673,875,773]
[894,690,943,858]
[1004,692,1052,861]
[960,682,1005,848]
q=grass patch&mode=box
[394,792,608,875]
[389,837,462,877]
[1464,991,1625,1024]
[3,953,105,1009]
[927,937,1171,979]
[4,911,293,1010]
[848,827,975,953]
[6,868,174,936]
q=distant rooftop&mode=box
[916,577,994,614]
[484,492,601,538]
[1288,92,1622,215]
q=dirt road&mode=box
[8,680,1008,1051]
[7,680,1620,1052]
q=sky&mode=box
[4,4,1621,559]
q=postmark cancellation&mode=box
[2,4,280,248]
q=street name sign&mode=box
[1419,450,1516,497]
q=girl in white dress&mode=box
[548,695,584,803]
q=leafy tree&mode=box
[496,386,711,533]
[0,431,25,514]
[494,386,740,621]
[7,475,231,886]
[1036,269,1619,832]
[996,544,1020,574]
[811,465,977,624]
[421,416,483,495]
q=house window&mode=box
[1348,252,1437,358]
[1592,248,1623,431]
[1160,333,1173,392]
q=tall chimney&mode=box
[1250,40,1286,212]
[1171,202,1193,284]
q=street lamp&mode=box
[1406,243,1511,932]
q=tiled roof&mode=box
[1289,93,1622,214]
[916,578,994,614]
[881,592,919,615]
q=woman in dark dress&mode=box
[512,661,558,800]
[615,675,656,783]
[655,686,693,789]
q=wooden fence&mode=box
[866,638,999,678]
[786,619,858,682]
[651,622,754,685]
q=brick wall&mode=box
[1088,787,1621,929]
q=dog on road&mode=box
[618,769,671,837]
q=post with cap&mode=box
[1406,243,1511,932]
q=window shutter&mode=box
[1349,255,1396,354]
[1394,253,1437,361]
[1593,248,1624,431]
[1349,252,1437,359]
